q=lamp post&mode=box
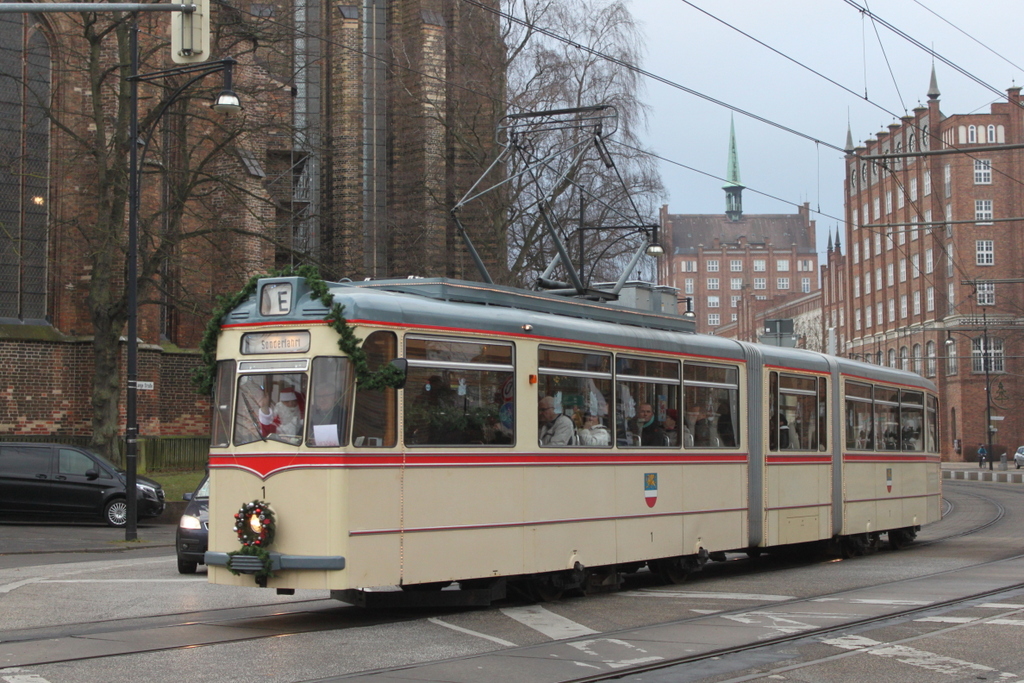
[945,306,995,471]
[124,23,241,541]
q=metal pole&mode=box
[983,308,994,471]
[125,20,139,540]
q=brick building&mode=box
[658,121,820,335]
[0,2,504,443]
[824,68,1024,461]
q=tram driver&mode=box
[539,396,575,446]
[258,385,304,440]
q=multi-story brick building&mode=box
[658,122,820,334]
[0,2,503,443]
[824,69,1024,461]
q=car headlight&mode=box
[179,515,202,530]
[137,483,157,499]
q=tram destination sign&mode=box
[241,331,311,355]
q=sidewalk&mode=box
[0,521,176,556]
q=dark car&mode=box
[0,442,164,527]
[176,475,209,574]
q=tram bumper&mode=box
[205,551,346,573]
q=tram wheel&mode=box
[745,548,763,559]
[652,558,690,585]
[529,576,564,602]
[887,529,907,550]
[840,534,867,558]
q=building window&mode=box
[944,164,952,197]
[777,278,789,290]
[975,200,993,224]
[885,191,892,214]
[865,306,873,328]
[852,209,859,230]
[855,309,861,331]
[753,278,766,290]
[897,189,905,209]
[0,15,51,322]
[977,281,995,306]
[707,278,719,290]
[853,243,860,264]
[727,259,741,272]
[853,277,860,298]
[913,343,923,375]
[899,258,907,282]
[968,125,977,143]
[888,348,897,368]
[801,277,810,293]
[876,302,883,326]
[875,268,882,291]
[886,263,894,286]
[913,290,921,315]
[946,342,958,375]
[988,124,996,142]
[910,177,918,201]
[923,170,931,196]
[974,159,992,184]
[944,205,952,237]
[776,259,789,271]
[684,278,694,294]
[948,283,956,315]
[874,234,881,256]
[900,346,909,371]
[731,313,738,322]
[708,314,720,327]
[888,298,895,322]
[864,273,871,295]
[707,295,720,308]
[912,254,920,278]
[730,295,740,307]
[873,197,880,220]
[755,295,767,301]
[926,341,937,377]
[900,294,908,318]
[730,278,742,290]
[886,227,894,251]
[925,248,933,273]
[976,240,994,265]
[753,259,766,272]
[683,261,697,272]
[706,259,719,272]
[972,336,1004,373]
[926,286,934,312]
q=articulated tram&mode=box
[204,275,941,601]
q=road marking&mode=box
[691,609,722,614]
[722,611,818,636]
[0,578,44,594]
[501,605,598,640]
[824,635,997,677]
[916,616,978,624]
[988,619,1024,626]
[980,603,1024,609]
[622,590,793,601]
[567,638,664,669]
[427,618,517,647]
[847,598,931,606]
[2,674,52,683]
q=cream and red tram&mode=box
[204,276,941,600]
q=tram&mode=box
[204,275,941,602]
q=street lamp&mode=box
[945,306,995,471]
[124,24,241,540]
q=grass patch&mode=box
[148,469,206,502]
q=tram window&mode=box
[770,373,824,451]
[234,372,309,446]
[684,363,739,448]
[404,337,514,446]
[351,331,398,448]
[211,360,235,448]
[900,391,924,452]
[845,382,873,450]
[305,357,354,448]
[538,348,613,448]
[925,395,939,453]
[874,387,901,450]
[617,356,680,448]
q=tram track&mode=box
[0,483,1012,676]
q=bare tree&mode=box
[501,0,665,288]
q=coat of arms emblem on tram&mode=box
[645,472,658,508]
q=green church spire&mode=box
[724,115,744,221]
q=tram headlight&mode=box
[248,513,263,534]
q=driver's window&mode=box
[234,373,308,446]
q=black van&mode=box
[0,443,165,527]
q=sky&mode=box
[624,0,1024,260]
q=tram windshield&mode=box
[234,372,310,446]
